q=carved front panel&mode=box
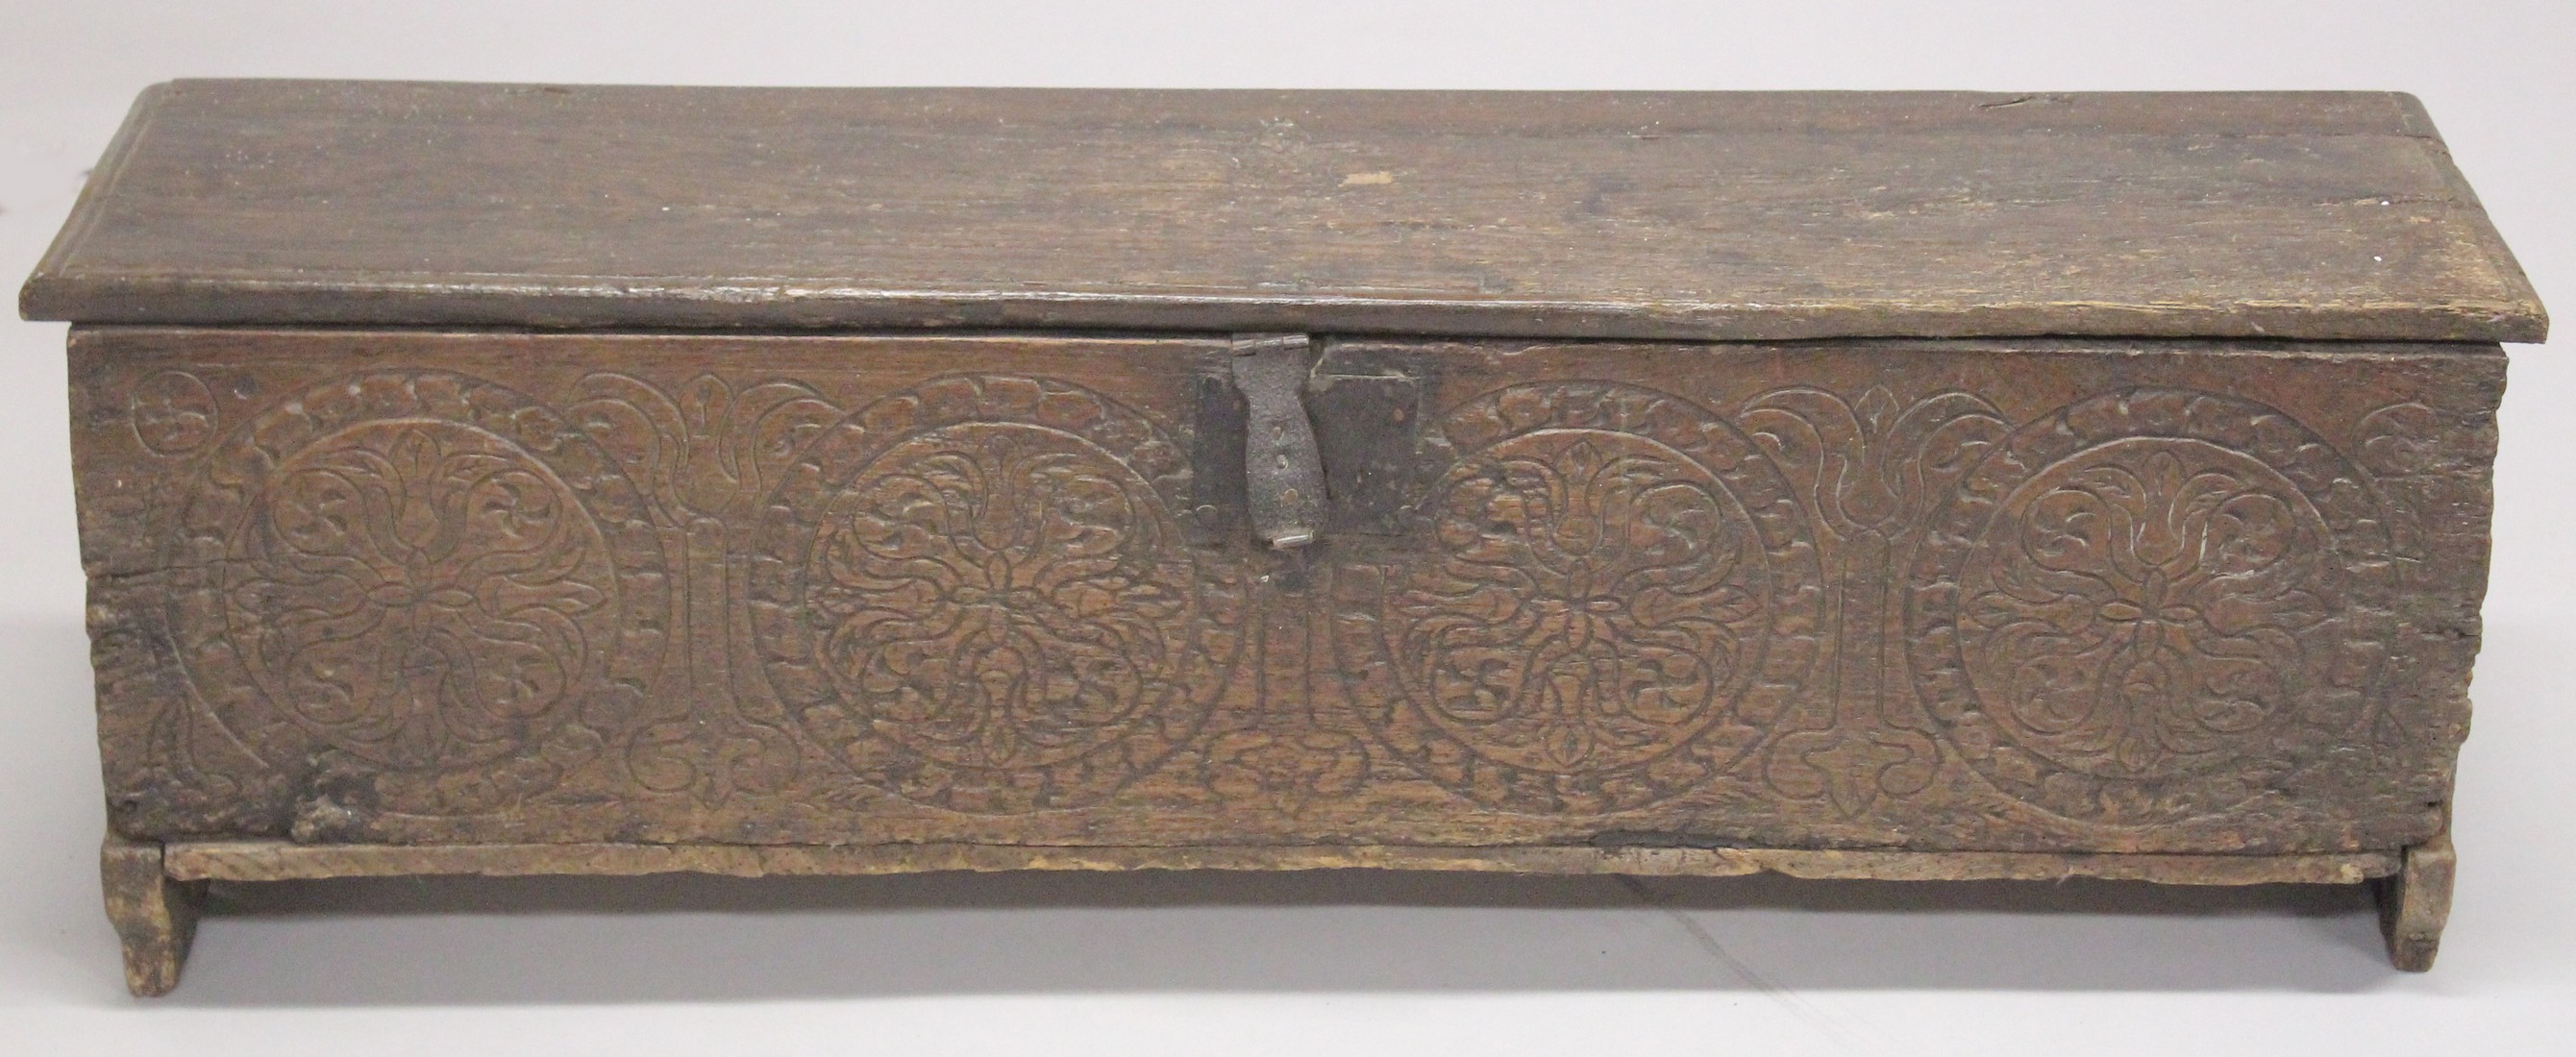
[750,376,1239,814]
[1335,383,1819,816]
[1911,392,2393,826]
[173,373,666,823]
[71,329,2497,853]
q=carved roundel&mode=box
[130,369,219,456]
[1338,383,1823,815]
[170,371,665,816]
[1906,388,2394,825]
[753,375,1241,814]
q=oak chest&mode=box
[21,82,2546,994]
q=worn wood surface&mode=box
[2376,828,2456,971]
[19,82,2545,343]
[71,327,2495,856]
[161,839,2399,886]
[100,837,203,997]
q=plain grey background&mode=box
[3,2,2570,1053]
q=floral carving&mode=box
[1392,432,1760,772]
[754,375,1242,814]
[1966,445,2331,777]
[84,347,2468,855]
[812,424,1192,768]
[168,371,664,821]
[1338,383,1821,815]
[1909,389,2393,824]
[227,421,611,769]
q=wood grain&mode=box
[37,83,2528,986]
[2376,828,2456,971]
[161,839,2400,887]
[70,327,2495,857]
[19,82,2546,343]
[100,837,202,997]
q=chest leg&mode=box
[2374,824,2456,971]
[101,836,206,997]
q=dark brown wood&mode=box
[18,82,2546,343]
[70,327,2493,859]
[37,84,2537,989]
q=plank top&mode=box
[19,80,2548,342]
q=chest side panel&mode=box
[70,329,2495,853]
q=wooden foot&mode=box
[101,836,206,996]
[2373,830,2455,971]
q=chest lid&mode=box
[19,80,2546,343]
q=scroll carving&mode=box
[1202,727,1370,818]
[2351,400,2485,783]
[165,371,665,823]
[1333,383,1823,815]
[85,337,2476,854]
[752,376,1245,814]
[569,373,844,807]
[228,420,613,769]
[1907,389,2395,824]
[1201,553,1370,819]
[1742,386,2009,818]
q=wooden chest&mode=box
[21,82,2544,994]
